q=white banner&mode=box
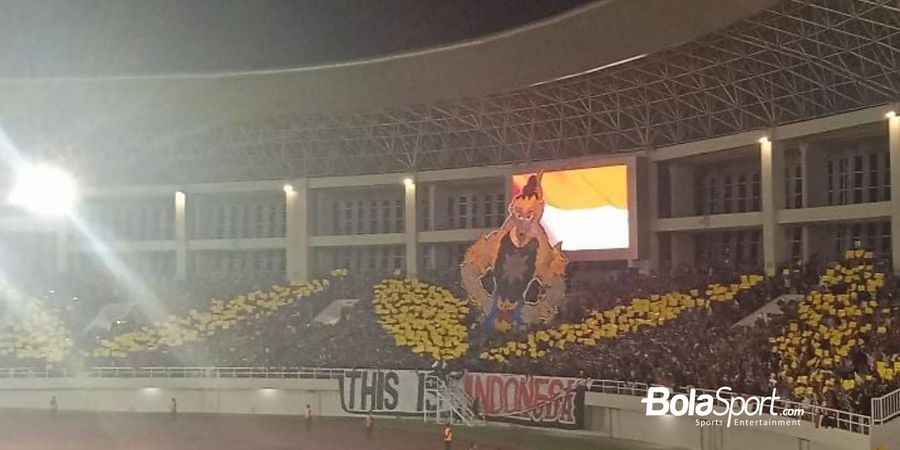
[339,369,438,416]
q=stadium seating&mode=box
[0,280,71,364]
[0,252,896,416]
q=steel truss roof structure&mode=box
[80,0,900,184]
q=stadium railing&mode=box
[87,366,348,379]
[0,367,876,434]
[871,386,900,426]
[586,379,872,435]
[0,367,68,378]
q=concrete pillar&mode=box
[888,112,900,275]
[285,181,309,281]
[404,176,418,278]
[668,163,696,217]
[174,191,187,280]
[761,136,786,276]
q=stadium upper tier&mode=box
[0,0,896,184]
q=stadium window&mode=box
[751,172,761,211]
[880,222,891,255]
[837,157,849,205]
[695,234,708,266]
[883,152,891,201]
[736,175,747,213]
[458,196,469,228]
[276,202,286,236]
[722,175,732,214]
[790,227,802,262]
[447,197,455,229]
[394,199,404,232]
[420,199,430,231]
[866,222,877,251]
[393,247,404,271]
[784,167,791,208]
[341,250,351,273]
[369,200,379,233]
[853,155,864,204]
[381,200,391,232]
[850,224,862,251]
[748,230,760,263]
[255,205,265,238]
[379,248,389,272]
[342,201,353,235]
[355,201,365,234]
[793,165,803,208]
[868,153,880,202]
[357,249,366,273]
[722,233,733,265]
[271,205,280,237]
[734,231,744,263]
[423,244,435,271]
[265,252,275,273]
[215,205,226,238]
[826,161,834,205]
[229,205,240,238]
[707,176,718,214]
[834,226,845,258]
[242,204,251,238]
[471,195,479,228]
[484,194,493,228]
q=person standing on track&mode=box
[442,424,453,450]
[364,410,373,439]
[50,395,58,417]
[304,404,312,431]
[170,397,178,421]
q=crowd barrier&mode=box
[0,365,891,436]
[872,387,900,425]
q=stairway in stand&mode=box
[423,374,484,426]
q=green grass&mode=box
[380,418,676,450]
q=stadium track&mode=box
[0,409,671,450]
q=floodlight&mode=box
[7,165,78,216]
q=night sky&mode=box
[0,0,592,77]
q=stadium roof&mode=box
[0,0,896,185]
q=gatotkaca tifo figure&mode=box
[460,173,567,331]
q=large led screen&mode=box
[512,165,629,252]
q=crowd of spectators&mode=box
[1,248,897,419]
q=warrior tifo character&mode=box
[460,173,567,331]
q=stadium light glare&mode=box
[758,136,770,145]
[283,184,294,194]
[7,165,78,216]
[403,177,414,187]
[887,111,896,119]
